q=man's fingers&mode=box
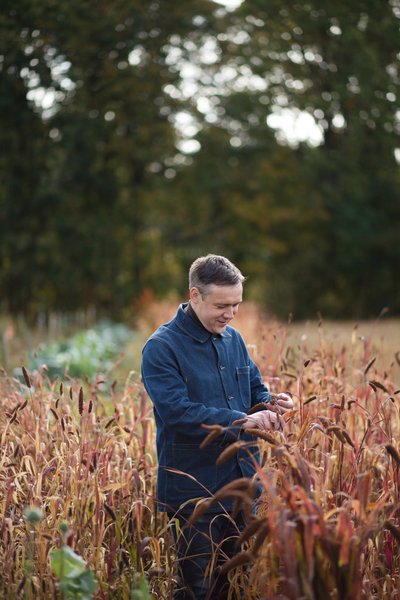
[260,410,281,431]
[275,393,294,413]
[232,417,248,426]
[242,407,286,431]
[241,414,261,430]
[242,411,271,431]
[272,411,282,431]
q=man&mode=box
[141,254,293,599]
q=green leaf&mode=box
[51,546,86,579]
[130,574,152,600]
[59,570,98,599]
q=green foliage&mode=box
[0,0,216,316]
[27,321,132,379]
[131,575,152,600]
[23,506,44,526]
[220,0,400,317]
[1,0,399,318]
[51,545,98,600]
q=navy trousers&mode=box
[168,511,246,600]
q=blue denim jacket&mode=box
[141,303,271,513]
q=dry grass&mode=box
[0,303,399,598]
[137,300,400,598]
[0,368,174,599]
[201,305,400,599]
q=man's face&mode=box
[190,283,243,334]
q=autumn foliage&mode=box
[0,307,399,598]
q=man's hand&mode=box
[241,409,283,431]
[272,393,294,414]
[241,393,294,432]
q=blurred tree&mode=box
[1,0,399,319]
[0,0,56,314]
[0,0,219,317]
[215,0,400,317]
[163,103,327,313]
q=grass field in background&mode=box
[0,304,399,598]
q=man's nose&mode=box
[224,307,234,319]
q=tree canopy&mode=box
[1,0,399,319]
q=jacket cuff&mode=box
[222,411,247,442]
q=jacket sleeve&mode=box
[249,356,272,407]
[141,338,246,437]
[237,333,272,408]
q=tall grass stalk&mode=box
[0,308,399,598]
[0,365,171,598]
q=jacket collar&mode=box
[175,303,232,343]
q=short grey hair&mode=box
[189,254,245,296]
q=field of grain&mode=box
[0,305,399,598]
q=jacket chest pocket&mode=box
[236,366,250,409]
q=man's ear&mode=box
[189,287,201,304]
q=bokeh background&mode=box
[1,0,400,322]
[1,5,400,597]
